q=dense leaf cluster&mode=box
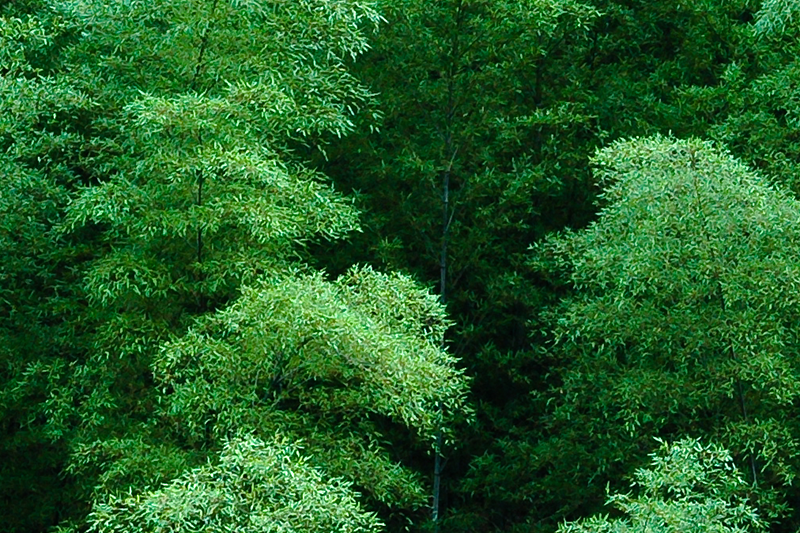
[9,0,800,533]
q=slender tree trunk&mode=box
[431,0,464,533]
[190,0,219,267]
[433,149,451,529]
[189,0,219,313]
[433,3,463,529]
[191,0,220,90]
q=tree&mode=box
[315,1,770,529]
[558,438,765,533]
[754,0,800,36]
[88,435,383,533]
[0,5,83,528]
[313,1,599,528]
[697,0,800,199]
[531,135,800,528]
[0,0,468,530]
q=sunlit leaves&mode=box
[558,438,766,533]
[53,0,381,119]
[88,435,383,533]
[1,0,471,530]
[156,266,466,439]
[754,0,800,36]
[0,14,52,74]
[534,135,800,518]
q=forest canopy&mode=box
[4,1,800,533]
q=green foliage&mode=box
[319,0,601,341]
[0,15,76,522]
[12,0,800,531]
[703,43,800,197]
[558,438,765,533]
[88,435,383,533]
[532,135,800,524]
[311,3,602,529]
[315,2,767,532]
[0,1,469,531]
[158,266,458,431]
[754,0,800,36]
[152,266,467,507]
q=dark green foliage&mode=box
[9,0,800,532]
[313,4,602,525]
[314,1,773,532]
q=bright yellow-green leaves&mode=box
[154,266,468,508]
[156,266,464,440]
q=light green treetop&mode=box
[88,435,383,533]
[533,135,800,519]
[754,0,800,36]
[558,438,766,533]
